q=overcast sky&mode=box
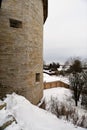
[43,0,87,64]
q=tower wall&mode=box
[0,0,44,104]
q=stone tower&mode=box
[0,0,48,104]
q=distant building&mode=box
[0,0,48,104]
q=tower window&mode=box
[36,73,40,82]
[0,0,2,8]
[9,19,22,28]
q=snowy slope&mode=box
[42,87,87,128]
[43,87,74,108]
[0,93,86,130]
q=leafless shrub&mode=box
[44,97,87,128]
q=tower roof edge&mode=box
[43,0,48,23]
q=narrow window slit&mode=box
[36,73,40,82]
[9,19,22,28]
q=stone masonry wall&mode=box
[0,0,44,104]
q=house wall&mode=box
[0,0,45,104]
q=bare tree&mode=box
[81,71,87,109]
[69,73,84,106]
[69,59,82,73]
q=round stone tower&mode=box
[0,0,48,104]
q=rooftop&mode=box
[43,0,48,23]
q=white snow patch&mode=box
[42,87,87,128]
[42,87,74,111]
[0,93,86,130]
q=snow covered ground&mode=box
[42,87,87,128]
[0,93,86,130]
[43,87,74,108]
[43,73,69,84]
[0,74,86,130]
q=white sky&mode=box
[43,0,87,64]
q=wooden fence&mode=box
[44,81,70,89]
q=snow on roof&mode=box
[0,93,86,130]
[57,66,63,71]
[43,73,70,85]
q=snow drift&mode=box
[0,93,86,130]
[42,87,87,128]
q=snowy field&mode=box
[42,73,87,128]
[0,93,86,130]
[42,87,87,128]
